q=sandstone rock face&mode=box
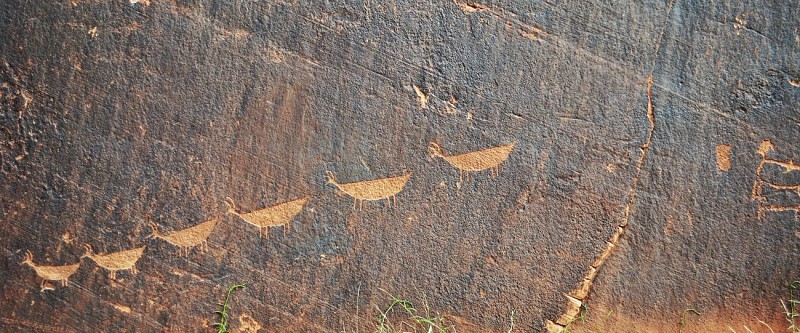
[1,1,798,332]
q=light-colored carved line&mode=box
[455,1,547,41]
[148,218,219,256]
[762,205,800,212]
[751,141,774,199]
[764,158,800,173]
[82,244,145,280]
[763,182,800,195]
[429,142,515,182]
[408,85,461,115]
[751,172,766,200]
[20,250,80,290]
[757,140,774,157]
[112,303,132,314]
[751,140,800,222]
[226,196,309,238]
[325,170,410,210]
[754,140,800,173]
[413,84,429,109]
[760,205,800,222]
[456,1,489,13]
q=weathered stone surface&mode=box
[0,0,797,332]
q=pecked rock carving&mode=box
[20,250,81,291]
[226,196,309,238]
[325,170,411,210]
[751,140,800,221]
[148,218,219,256]
[428,142,515,182]
[82,245,145,280]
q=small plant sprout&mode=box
[785,280,800,333]
[679,308,701,333]
[376,296,414,333]
[506,308,517,333]
[562,303,588,333]
[375,292,451,333]
[213,283,246,333]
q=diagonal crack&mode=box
[544,0,675,331]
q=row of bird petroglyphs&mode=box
[20,245,146,291]
[20,141,515,290]
[751,140,800,221]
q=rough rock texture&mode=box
[0,1,798,332]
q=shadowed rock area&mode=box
[0,1,798,332]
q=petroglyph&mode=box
[226,197,309,238]
[455,1,547,41]
[759,205,800,221]
[238,313,262,333]
[148,218,219,256]
[326,170,411,210]
[20,250,80,291]
[413,84,429,109]
[408,84,459,115]
[457,1,489,13]
[751,140,800,221]
[753,141,800,174]
[112,304,132,314]
[518,24,545,41]
[760,182,800,195]
[733,14,748,35]
[82,245,145,279]
[716,144,731,171]
[429,142,515,182]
